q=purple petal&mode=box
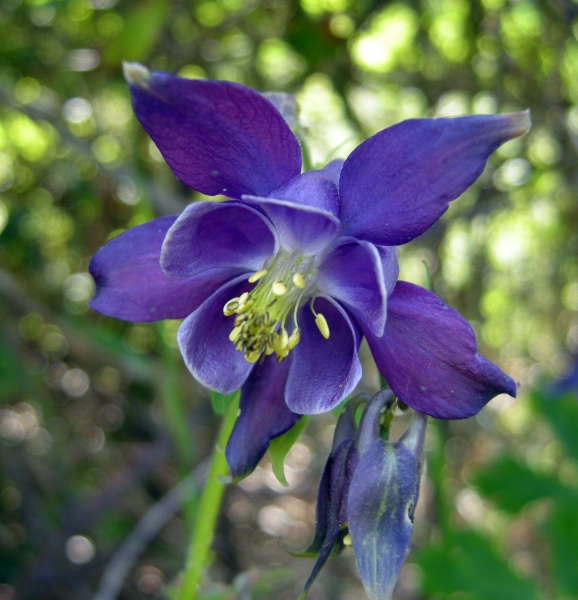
[286,296,362,414]
[339,112,531,245]
[226,355,299,480]
[177,275,254,393]
[376,245,399,297]
[126,65,302,198]
[318,237,387,337]
[269,169,340,216]
[242,195,339,254]
[161,201,277,278]
[89,216,232,322]
[365,281,517,419]
[321,159,344,188]
[347,440,418,600]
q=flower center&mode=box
[223,250,330,363]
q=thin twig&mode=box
[92,460,209,600]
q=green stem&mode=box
[177,393,239,600]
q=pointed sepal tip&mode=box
[505,109,531,139]
[122,61,150,87]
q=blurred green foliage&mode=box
[1,0,578,598]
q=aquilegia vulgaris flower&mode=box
[89,63,529,479]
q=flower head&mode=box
[89,63,529,478]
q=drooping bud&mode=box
[299,399,361,596]
[347,410,428,600]
[299,392,386,598]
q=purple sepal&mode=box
[339,112,531,245]
[286,296,362,414]
[89,216,231,322]
[365,281,517,419]
[318,237,387,337]
[302,403,359,594]
[242,195,339,255]
[348,413,427,600]
[161,201,277,278]
[349,443,415,600]
[269,169,340,216]
[129,71,302,198]
[302,441,354,592]
[226,355,299,480]
[177,275,254,393]
[306,402,358,553]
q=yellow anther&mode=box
[238,292,249,305]
[245,350,261,364]
[229,326,242,342]
[223,298,239,316]
[279,327,289,349]
[315,313,330,339]
[287,328,300,350]
[276,348,289,362]
[292,273,306,289]
[234,314,247,326]
[271,329,288,355]
[248,269,268,283]
[271,332,280,354]
[272,281,287,296]
[236,299,254,314]
[343,534,352,547]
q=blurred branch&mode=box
[92,459,209,600]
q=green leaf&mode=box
[103,0,168,65]
[544,500,578,597]
[416,531,541,600]
[210,390,237,416]
[473,454,572,513]
[532,390,578,462]
[268,417,309,486]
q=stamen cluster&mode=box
[222,251,329,363]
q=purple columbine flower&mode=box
[89,62,529,478]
